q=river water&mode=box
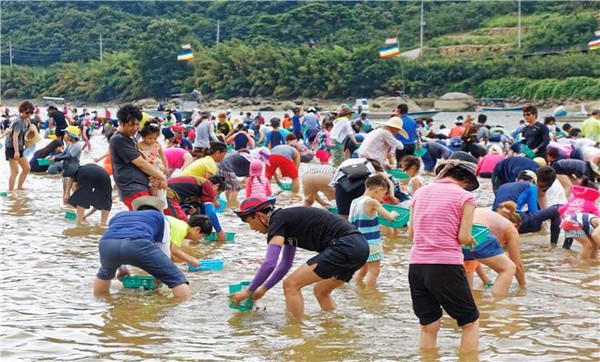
[1,115,599,360]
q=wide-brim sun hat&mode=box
[132,196,166,211]
[336,104,353,117]
[435,151,480,191]
[24,124,42,148]
[65,125,81,139]
[376,116,409,139]
[488,144,503,154]
[234,197,276,218]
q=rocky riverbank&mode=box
[2,95,598,114]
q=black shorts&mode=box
[408,264,479,327]
[334,182,366,216]
[307,233,369,282]
[5,147,24,161]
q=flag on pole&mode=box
[379,43,400,59]
[177,44,194,61]
[588,36,600,51]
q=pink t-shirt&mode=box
[476,153,504,175]
[409,179,476,265]
[246,175,272,199]
[164,147,188,170]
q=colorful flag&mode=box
[588,37,600,51]
[385,37,398,45]
[177,49,194,61]
[379,43,400,59]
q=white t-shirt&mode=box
[545,180,567,207]
[330,117,354,142]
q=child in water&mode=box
[138,122,169,201]
[558,177,600,261]
[246,160,272,199]
[349,175,399,288]
[315,120,333,164]
[407,151,480,354]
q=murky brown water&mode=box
[1,134,599,361]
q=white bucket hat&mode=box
[376,117,409,138]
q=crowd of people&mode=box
[2,99,599,354]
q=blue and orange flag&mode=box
[177,44,194,61]
[379,38,400,59]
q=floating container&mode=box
[229,281,254,311]
[188,258,224,272]
[65,211,77,220]
[386,169,409,180]
[121,275,161,290]
[378,204,410,228]
[279,182,293,191]
[204,232,235,243]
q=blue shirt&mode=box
[492,181,539,213]
[492,156,540,192]
[292,114,302,138]
[395,115,418,145]
[101,210,165,242]
[302,113,320,130]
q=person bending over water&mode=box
[230,197,368,322]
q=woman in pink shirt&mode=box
[164,147,194,177]
[475,144,505,178]
[408,151,480,354]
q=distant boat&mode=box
[481,106,523,112]
[407,110,440,118]
[553,105,588,123]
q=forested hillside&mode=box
[1,1,599,101]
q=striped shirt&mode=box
[409,179,476,265]
[349,196,381,246]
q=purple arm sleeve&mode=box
[263,245,297,290]
[248,243,282,292]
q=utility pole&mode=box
[9,40,13,67]
[517,0,522,49]
[216,20,220,45]
[99,34,103,61]
[419,1,425,56]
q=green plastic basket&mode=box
[414,148,427,158]
[37,158,53,166]
[204,232,235,242]
[463,224,489,250]
[65,211,77,220]
[378,204,410,228]
[121,275,161,290]
[229,281,254,311]
[386,169,409,180]
[520,144,536,158]
[328,207,338,214]
[279,182,293,191]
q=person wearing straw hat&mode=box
[407,151,480,353]
[4,101,36,191]
[230,197,369,321]
[357,116,407,169]
[330,104,357,166]
[93,196,212,299]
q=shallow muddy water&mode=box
[0,130,598,361]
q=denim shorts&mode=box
[462,233,504,261]
[97,238,187,288]
[307,232,369,282]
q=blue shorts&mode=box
[307,232,369,282]
[97,238,187,288]
[462,233,504,261]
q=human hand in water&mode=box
[231,288,252,305]
[116,266,130,280]
[251,286,267,302]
